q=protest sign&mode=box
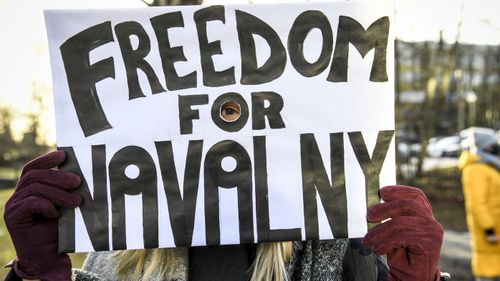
[45,0,396,253]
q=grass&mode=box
[0,167,18,179]
[0,188,15,275]
[0,188,87,279]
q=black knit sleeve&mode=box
[3,268,22,281]
[342,238,386,281]
[74,269,106,281]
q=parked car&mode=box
[427,136,461,158]
[397,142,422,159]
[396,128,422,159]
[460,127,500,150]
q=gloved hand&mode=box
[4,151,82,281]
[362,185,443,281]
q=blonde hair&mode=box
[250,242,293,281]
[114,248,175,281]
[114,242,293,281]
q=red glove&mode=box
[362,185,443,281]
[4,151,82,281]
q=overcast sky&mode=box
[0,0,499,143]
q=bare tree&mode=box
[0,107,17,167]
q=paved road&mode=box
[440,231,473,281]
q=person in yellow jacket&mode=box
[459,127,500,281]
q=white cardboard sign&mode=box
[45,0,396,253]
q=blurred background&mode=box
[0,0,499,279]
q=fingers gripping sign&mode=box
[363,185,444,281]
[4,151,83,281]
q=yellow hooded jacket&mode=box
[459,151,500,277]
